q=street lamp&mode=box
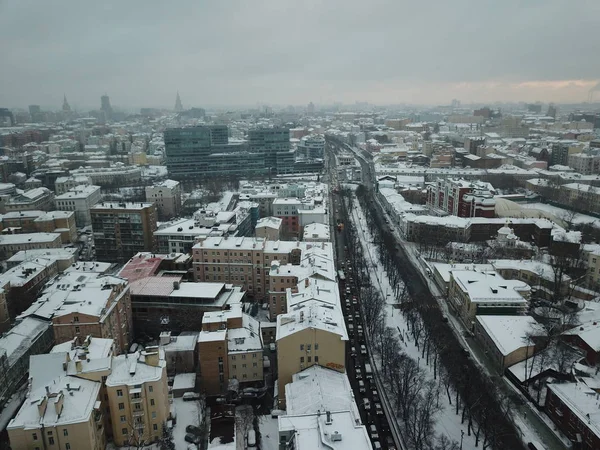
[460,430,464,450]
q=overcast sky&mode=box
[1,0,599,110]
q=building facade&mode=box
[145,179,182,221]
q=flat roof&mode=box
[452,270,530,304]
[475,315,545,356]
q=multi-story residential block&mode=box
[0,232,62,258]
[0,257,60,330]
[105,348,169,447]
[0,209,77,243]
[70,165,142,187]
[145,179,182,221]
[0,187,54,213]
[448,270,530,325]
[567,152,600,175]
[7,247,78,271]
[7,371,106,450]
[550,141,583,166]
[273,198,302,237]
[192,237,308,300]
[91,202,157,263]
[255,216,282,241]
[0,317,54,413]
[159,331,198,374]
[198,304,264,395]
[276,293,347,408]
[426,178,496,217]
[279,365,371,450]
[583,244,600,288]
[55,184,102,226]
[303,222,330,242]
[19,271,133,354]
[248,127,294,175]
[54,175,93,194]
[545,381,600,450]
[296,134,325,160]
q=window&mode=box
[73,316,79,322]
[75,326,80,333]
[117,389,123,397]
[241,354,246,360]
[153,423,158,431]
[308,356,312,363]
[242,364,247,368]
[307,344,311,351]
[122,428,128,436]
[48,437,55,445]
[118,402,125,410]
[253,362,257,367]
[149,385,154,393]
[252,353,256,358]
[315,343,319,350]
[66,444,71,450]
[231,355,236,360]
[300,344,304,351]
[120,415,126,423]
[32,433,38,441]
[232,365,236,369]
[63,429,68,437]
[152,412,157,419]
[242,374,247,379]
[300,357,304,363]
[150,399,155,406]
[315,356,319,363]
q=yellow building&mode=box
[8,355,106,450]
[276,284,347,408]
[584,244,600,288]
[105,347,170,447]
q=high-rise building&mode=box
[307,102,315,115]
[248,127,294,174]
[101,94,113,120]
[28,105,43,122]
[90,202,157,262]
[174,91,183,112]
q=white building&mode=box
[145,179,182,221]
[55,185,102,226]
[54,175,93,195]
[302,222,330,242]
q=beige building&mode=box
[19,271,133,354]
[8,354,106,450]
[0,210,77,244]
[276,288,347,408]
[145,179,182,221]
[583,244,600,289]
[448,270,530,325]
[197,304,264,395]
[106,348,169,447]
[255,216,282,240]
[55,184,102,227]
[474,315,546,372]
[568,152,600,175]
[0,232,62,258]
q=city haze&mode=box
[1,0,599,108]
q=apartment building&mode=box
[7,372,105,450]
[255,216,282,241]
[145,179,182,221]
[19,271,133,354]
[192,236,305,300]
[106,348,169,447]
[0,317,54,414]
[0,257,60,329]
[273,198,303,237]
[568,152,600,175]
[448,270,530,325]
[55,184,102,226]
[426,178,496,218]
[0,187,54,213]
[198,304,263,395]
[70,165,142,187]
[7,248,78,271]
[279,365,371,450]
[0,209,77,243]
[54,175,93,195]
[0,232,62,258]
[91,202,157,263]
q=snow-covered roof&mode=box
[0,232,61,245]
[276,300,347,341]
[105,349,165,387]
[172,373,196,391]
[256,216,282,229]
[490,259,570,282]
[563,320,600,351]
[452,270,530,304]
[547,382,600,438]
[302,222,330,240]
[227,314,262,354]
[475,315,546,356]
[0,317,50,367]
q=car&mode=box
[360,345,367,355]
[371,390,380,403]
[186,425,202,436]
[354,312,360,319]
[355,368,363,379]
[350,346,356,357]
[375,403,384,415]
[185,433,201,444]
[345,300,350,308]
[369,424,379,441]
[363,398,371,411]
[347,315,353,323]
[270,343,276,351]
[183,392,201,401]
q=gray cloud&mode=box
[1,0,599,108]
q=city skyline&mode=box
[1,1,599,108]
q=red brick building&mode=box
[427,178,496,218]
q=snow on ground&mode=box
[258,415,280,450]
[521,202,600,227]
[350,199,479,449]
[173,397,203,450]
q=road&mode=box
[327,136,568,450]
[325,144,398,450]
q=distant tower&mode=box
[62,94,71,113]
[174,92,183,112]
[101,94,113,120]
[307,102,315,115]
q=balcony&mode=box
[133,410,145,418]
